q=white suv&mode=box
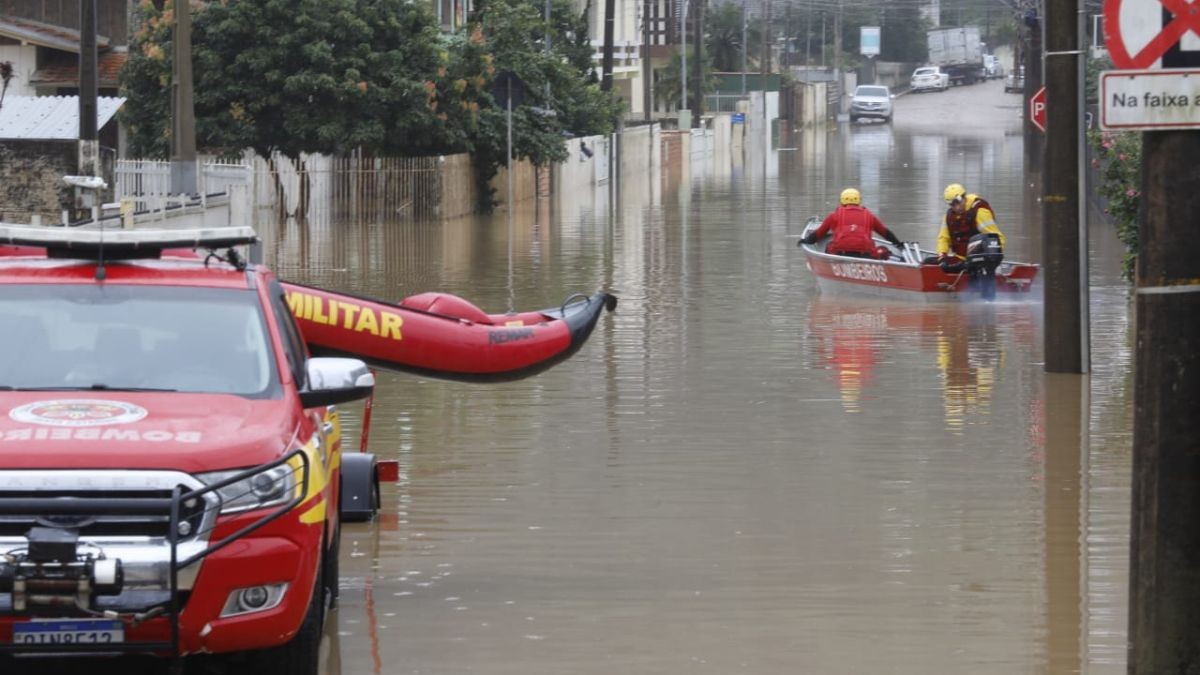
[910,66,950,93]
[849,85,893,123]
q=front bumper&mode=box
[0,455,322,656]
[851,104,891,118]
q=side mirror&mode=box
[300,357,375,408]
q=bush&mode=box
[1088,129,1141,278]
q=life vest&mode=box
[827,205,877,255]
[944,197,994,257]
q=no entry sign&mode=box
[1102,0,1200,128]
[1104,0,1200,69]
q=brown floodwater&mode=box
[1,83,1133,675]
[262,81,1132,675]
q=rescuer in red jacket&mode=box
[799,188,903,258]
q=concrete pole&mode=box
[170,0,197,195]
[740,0,746,96]
[761,0,769,122]
[1023,3,1044,179]
[690,0,703,126]
[78,0,98,178]
[1041,0,1087,373]
[1127,130,1200,674]
[601,0,616,91]
[681,0,688,116]
[643,0,652,121]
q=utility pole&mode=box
[1128,130,1200,673]
[643,0,652,120]
[1042,0,1088,372]
[741,0,747,96]
[602,0,616,91]
[1022,4,1044,178]
[78,0,98,180]
[833,0,842,85]
[691,0,703,126]
[170,0,197,195]
[681,0,689,120]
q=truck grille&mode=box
[0,471,220,543]
[0,488,209,539]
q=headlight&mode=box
[197,459,301,514]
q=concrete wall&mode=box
[618,124,660,180]
[0,140,76,223]
[874,62,923,92]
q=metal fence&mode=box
[115,153,470,225]
[114,158,252,213]
[703,94,750,114]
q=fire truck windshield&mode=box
[0,285,281,397]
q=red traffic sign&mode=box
[1104,0,1200,69]
[1030,86,1047,132]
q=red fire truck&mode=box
[0,225,379,673]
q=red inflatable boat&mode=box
[282,282,617,382]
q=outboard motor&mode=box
[965,233,1004,299]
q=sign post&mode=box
[1109,0,1200,667]
[1030,86,1047,132]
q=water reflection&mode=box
[806,296,1038,433]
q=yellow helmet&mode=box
[840,188,861,206]
[943,183,966,204]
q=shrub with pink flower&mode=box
[1088,129,1141,278]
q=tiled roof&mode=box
[0,95,126,140]
[31,51,128,87]
[0,14,111,52]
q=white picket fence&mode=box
[113,158,253,215]
[114,152,458,225]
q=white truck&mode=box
[926,26,987,86]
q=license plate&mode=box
[12,619,124,645]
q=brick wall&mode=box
[0,140,76,223]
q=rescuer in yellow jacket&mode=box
[937,183,1006,261]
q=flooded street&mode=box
[257,80,1134,674]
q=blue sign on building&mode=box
[732,112,745,124]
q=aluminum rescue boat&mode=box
[797,218,1038,300]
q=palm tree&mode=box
[705,1,763,73]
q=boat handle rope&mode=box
[560,293,590,315]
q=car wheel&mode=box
[249,561,325,675]
[323,520,341,608]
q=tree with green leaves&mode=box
[654,48,716,110]
[120,0,619,212]
[706,2,753,72]
[469,0,622,206]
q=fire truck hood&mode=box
[0,393,302,473]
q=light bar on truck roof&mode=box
[0,225,258,253]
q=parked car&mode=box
[1005,65,1025,93]
[849,85,894,123]
[910,66,950,93]
[984,54,1005,80]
